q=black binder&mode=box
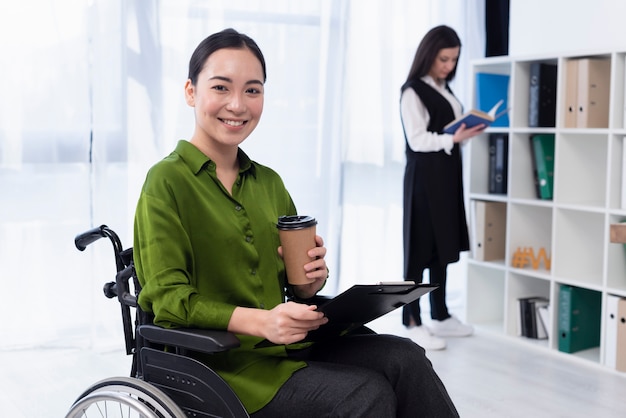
[488,133,508,194]
[256,282,438,347]
[518,296,548,339]
[528,62,557,127]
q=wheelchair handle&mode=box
[75,225,108,251]
[103,281,117,299]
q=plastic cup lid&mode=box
[276,215,317,230]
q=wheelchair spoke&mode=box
[65,377,185,418]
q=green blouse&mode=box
[134,140,309,413]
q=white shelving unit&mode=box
[466,50,626,370]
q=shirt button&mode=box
[245,236,252,242]
[260,303,265,309]
[235,205,242,211]
[251,270,256,275]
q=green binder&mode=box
[530,134,555,200]
[558,285,601,353]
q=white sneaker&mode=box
[430,316,474,337]
[408,325,446,350]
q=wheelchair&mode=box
[65,225,250,418]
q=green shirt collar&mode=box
[174,139,256,178]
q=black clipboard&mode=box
[255,282,438,347]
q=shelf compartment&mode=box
[506,272,551,342]
[610,52,625,130]
[507,203,553,274]
[511,59,558,129]
[555,283,602,364]
[509,132,539,200]
[609,134,626,210]
[553,208,604,285]
[607,215,626,291]
[555,133,608,207]
[466,263,505,333]
[467,132,492,196]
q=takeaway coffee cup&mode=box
[277,215,318,285]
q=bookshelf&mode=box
[466,50,626,371]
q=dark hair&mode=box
[188,28,267,85]
[405,25,461,84]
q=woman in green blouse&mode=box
[134,28,459,418]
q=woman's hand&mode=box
[263,301,328,345]
[279,234,328,299]
[229,301,328,345]
[452,122,486,143]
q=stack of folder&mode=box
[563,58,611,128]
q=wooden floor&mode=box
[370,312,626,418]
[2,311,626,417]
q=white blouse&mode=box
[400,75,463,155]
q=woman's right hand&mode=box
[452,123,486,143]
[262,301,328,345]
[228,301,328,345]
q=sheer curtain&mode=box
[0,0,347,350]
[0,0,483,350]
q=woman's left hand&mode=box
[279,235,328,299]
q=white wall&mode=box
[510,0,626,56]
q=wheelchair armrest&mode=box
[138,324,240,354]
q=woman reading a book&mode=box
[134,28,459,417]
[399,25,484,350]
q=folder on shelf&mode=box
[530,134,555,200]
[557,285,601,354]
[488,133,508,194]
[537,303,550,339]
[605,294,620,369]
[475,72,510,128]
[528,62,557,128]
[617,297,626,372]
[471,200,506,262]
[576,58,611,128]
[518,296,549,339]
[563,59,579,128]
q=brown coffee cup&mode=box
[277,215,318,285]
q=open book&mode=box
[443,99,510,134]
[255,282,438,347]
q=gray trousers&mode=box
[252,333,459,418]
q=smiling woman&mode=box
[129,27,460,417]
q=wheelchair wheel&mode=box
[65,376,185,418]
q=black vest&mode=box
[401,78,456,138]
